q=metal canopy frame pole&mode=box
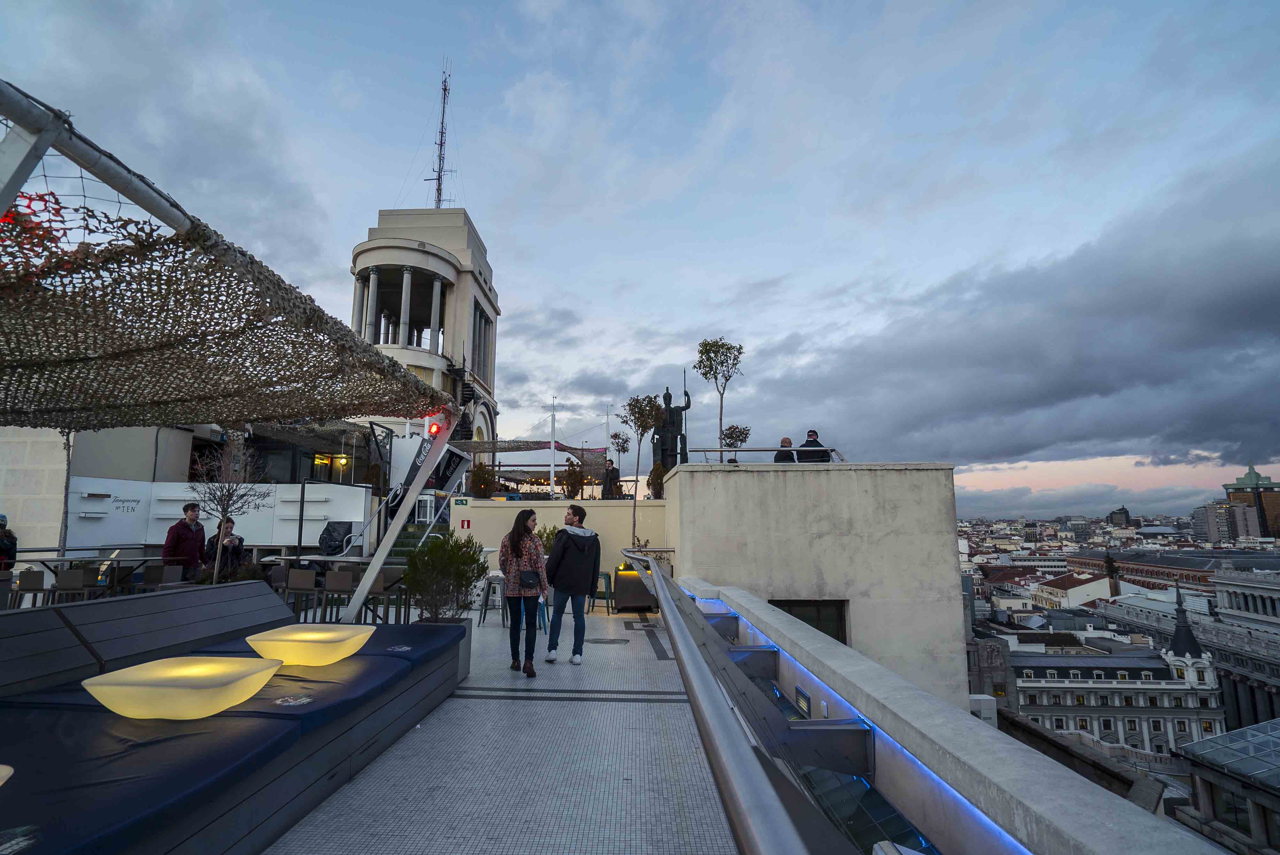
[622,549,811,855]
[0,78,192,232]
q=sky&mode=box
[3,0,1279,519]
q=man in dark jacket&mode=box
[0,513,16,572]
[544,504,600,665]
[602,459,620,499]
[795,429,832,463]
[163,502,206,580]
[773,437,796,463]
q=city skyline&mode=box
[3,1,1278,520]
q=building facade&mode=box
[1193,501,1260,544]
[350,208,499,447]
[1225,466,1280,540]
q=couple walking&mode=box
[497,504,600,678]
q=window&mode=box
[1196,669,1206,682]
[1141,672,1153,680]
[1046,670,1058,679]
[1053,717,1066,730]
[768,600,847,645]
[1101,718,1114,732]
[1212,784,1251,835]
[1099,696,1110,706]
[1148,696,1159,708]
[1030,716,1041,724]
[1023,669,1034,678]
[469,300,495,386]
[1199,697,1210,708]
[1152,720,1163,732]
[1175,667,1185,679]
[1174,697,1184,708]
[1027,693,1038,705]
[1069,670,1081,680]
[1126,719,1138,732]
[1093,670,1105,679]
[1202,721,1214,734]
[1117,671,1129,680]
[992,682,1006,698]
[1051,694,1062,705]
[1076,717,1089,730]
[1176,720,1188,733]
[1074,695,1085,706]
[1154,744,1166,755]
[1123,696,1134,707]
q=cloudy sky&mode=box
[4,0,1278,518]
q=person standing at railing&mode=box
[795,429,832,463]
[773,437,796,463]
[602,459,620,499]
[162,502,206,581]
[0,514,15,572]
[499,509,548,678]
[544,504,600,666]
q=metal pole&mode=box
[622,550,811,855]
[0,78,193,232]
[296,479,307,557]
[549,397,557,497]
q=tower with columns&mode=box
[350,208,499,447]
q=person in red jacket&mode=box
[163,502,206,580]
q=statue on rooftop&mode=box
[651,386,691,472]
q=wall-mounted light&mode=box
[82,657,282,720]
[334,455,350,468]
[313,454,332,466]
[246,624,375,666]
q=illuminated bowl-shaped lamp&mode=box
[82,657,283,720]
[0,765,12,788]
[245,624,376,667]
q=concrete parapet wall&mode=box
[450,498,667,573]
[665,463,967,705]
[0,426,67,556]
[682,579,1217,855]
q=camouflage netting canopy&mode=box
[0,194,454,432]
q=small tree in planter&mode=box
[403,530,489,623]
[469,462,496,498]
[534,524,560,554]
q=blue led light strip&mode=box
[684,590,1032,855]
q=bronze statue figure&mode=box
[652,386,692,472]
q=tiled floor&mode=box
[267,606,738,855]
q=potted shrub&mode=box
[402,530,488,681]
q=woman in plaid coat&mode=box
[498,509,548,677]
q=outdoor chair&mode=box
[589,571,614,615]
[0,570,11,595]
[477,574,504,626]
[267,564,288,596]
[52,567,94,604]
[321,570,355,622]
[286,569,318,618]
[138,564,183,593]
[12,568,50,609]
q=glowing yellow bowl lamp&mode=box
[82,657,283,720]
[245,624,375,667]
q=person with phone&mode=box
[498,509,548,678]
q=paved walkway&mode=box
[267,606,738,855]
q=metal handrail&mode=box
[415,480,464,549]
[339,491,398,556]
[621,549,810,855]
[687,446,846,462]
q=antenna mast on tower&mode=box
[429,63,453,208]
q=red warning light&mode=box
[428,422,442,436]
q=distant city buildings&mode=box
[1192,501,1259,544]
[1224,465,1280,539]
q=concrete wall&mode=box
[665,463,967,706]
[0,427,68,555]
[70,427,192,481]
[450,499,667,573]
[684,580,1217,855]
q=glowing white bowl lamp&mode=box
[245,624,375,667]
[0,765,11,788]
[82,657,282,720]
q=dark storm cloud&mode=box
[502,307,584,349]
[734,143,1280,470]
[956,484,1219,521]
